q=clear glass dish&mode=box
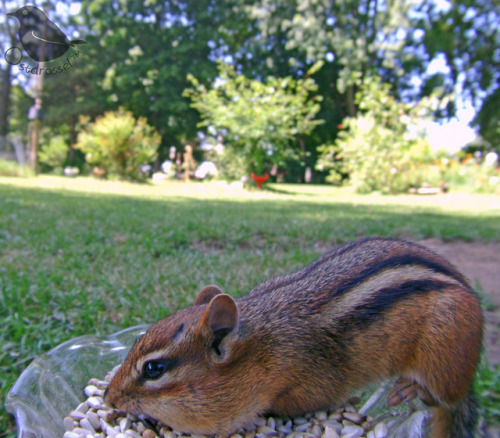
[5,325,149,438]
[6,325,429,438]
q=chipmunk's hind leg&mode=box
[387,376,436,407]
[407,284,482,438]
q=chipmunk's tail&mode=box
[431,388,479,438]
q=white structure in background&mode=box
[195,161,217,179]
[161,160,173,174]
[484,152,498,167]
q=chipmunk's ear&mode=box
[200,294,239,358]
[193,285,223,306]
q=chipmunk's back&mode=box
[105,237,483,438]
[241,237,471,321]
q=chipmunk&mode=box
[104,237,483,438]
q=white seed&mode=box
[328,412,342,422]
[342,420,356,428]
[278,424,292,434]
[257,425,278,435]
[97,409,115,422]
[366,432,375,438]
[323,421,342,433]
[267,417,276,430]
[73,427,93,435]
[105,426,118,437]
[373,422,388,438]
[125,431,141,438]
[63,433,82,438]
[80,417,96,433]
[85,385,99,397]
[88,396,105,409]
[97,381,109,390]
[64,416,76,431]
[342,412,366,425]
[340,425,364,438]
[76,401,89,413]
[316,411,328,422]
[120,418,132,433]
[88,411,101,431]
[293,417,308,425]
[295,423,311,432]
[70,410,87,421]
[343,404,357,414]
[312,424,323,437]
[323,428,340,438]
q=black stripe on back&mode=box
[334,253,466,298]
[339,278,449,332]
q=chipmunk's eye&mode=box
[141,359,177,381]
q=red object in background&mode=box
[337,124,343,130]
[250,172,269,188]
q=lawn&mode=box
[1,176,499,436]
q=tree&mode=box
[420,0,500,150]
[77,0,253,158]
[0,0,21,145]
[248,0,425,116]
[317,75,440,193]
[184,61,322,176]
[246,0,500,152]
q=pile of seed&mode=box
[64,367,391,438]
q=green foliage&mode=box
[423,0,500,136]
[185,61,323,175]
[317,76,440,193]
[440,155,500,195]
[476,358,500,426]
[39,136,69,173]
[0,159,29,177]
[217,148,247,182]
[75,109,160,181]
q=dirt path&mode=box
[421,239,500,367]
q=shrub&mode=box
[39,135,69,173]
[0,158,30,177]
[441,155,500,194]
[217,148,247,182]
[76,109,160,181]
[317,75,440,193]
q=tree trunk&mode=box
[0,62,12,141]
[346,85,356,117]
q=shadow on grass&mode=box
[1,183,499,245]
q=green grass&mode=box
[1,176,499,436]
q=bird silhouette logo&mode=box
[6,5,86,63]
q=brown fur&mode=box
[104,237,483,437]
